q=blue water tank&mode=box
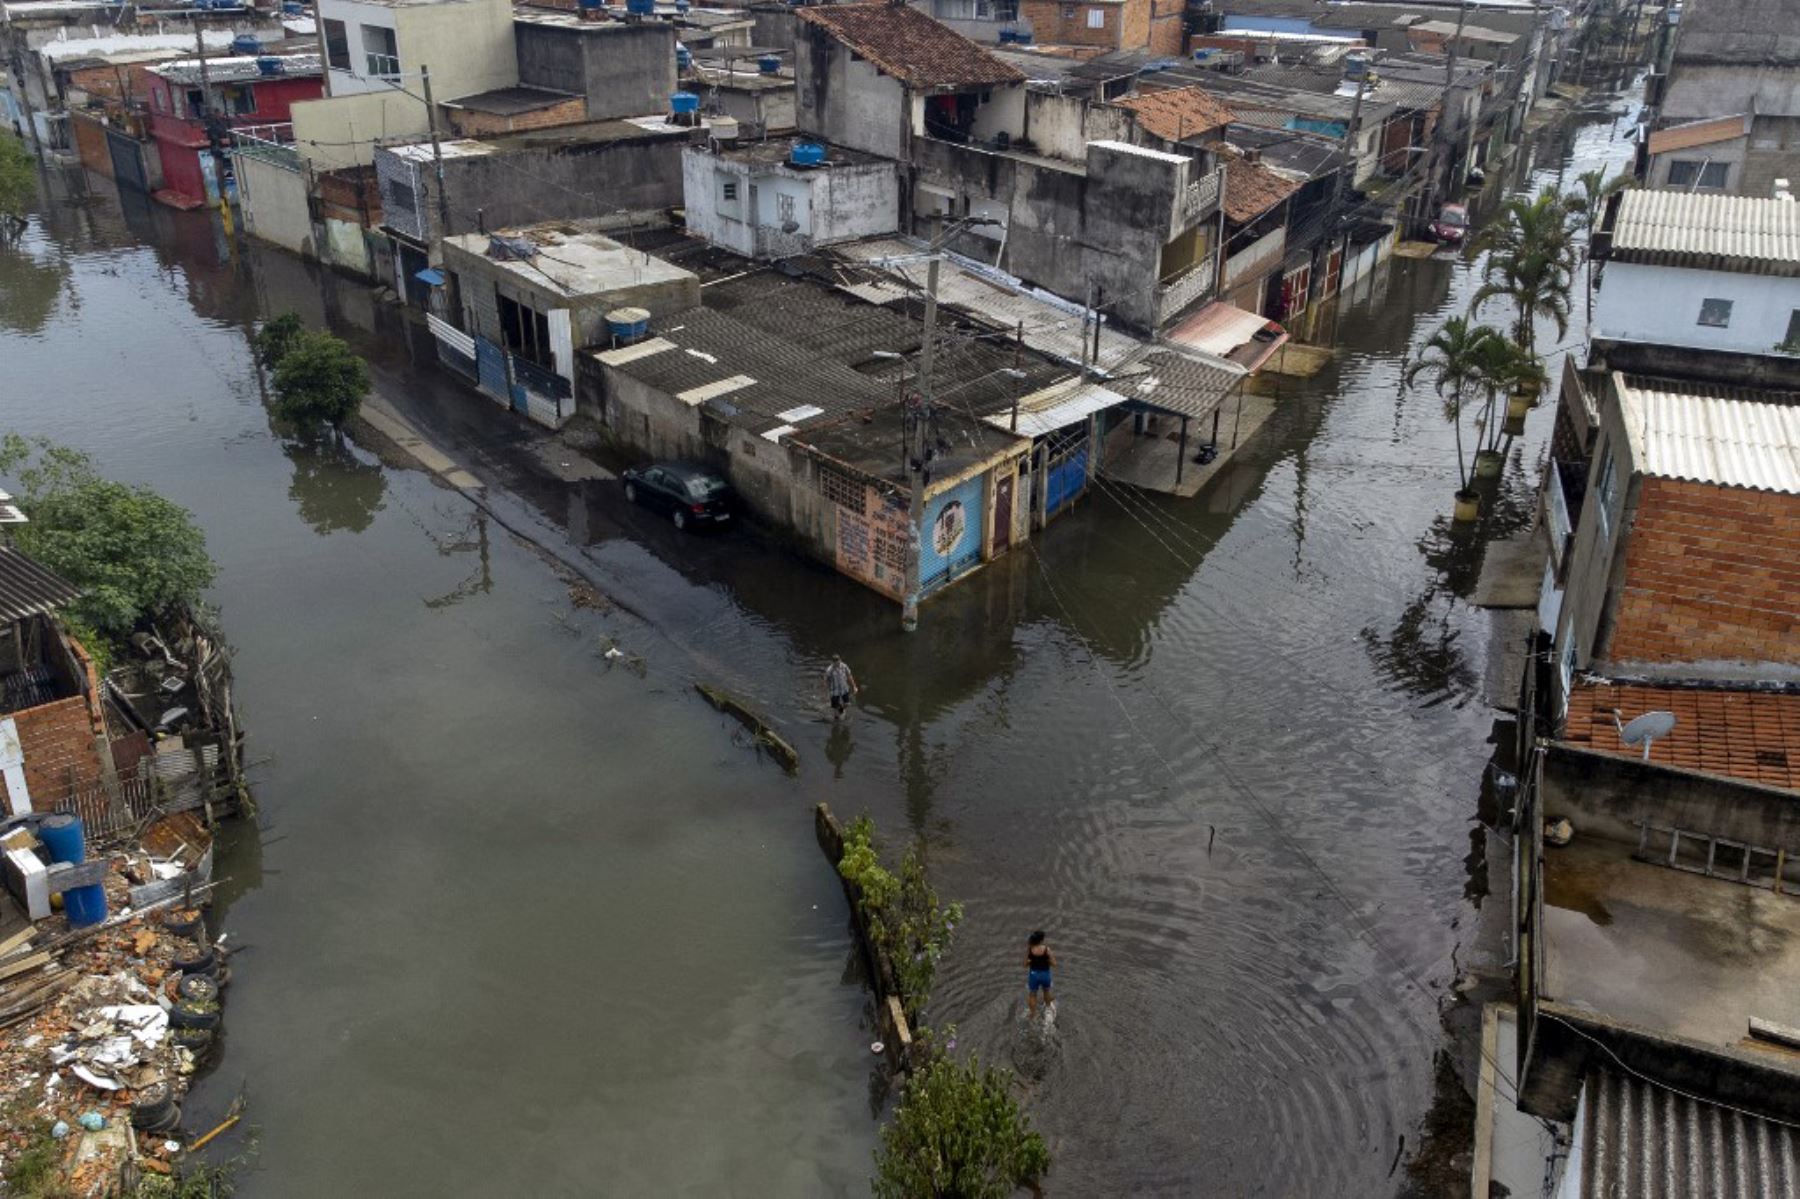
[40,814,108,930]
[281,0,302,12]
[231,33,260,54]
[758,54,780,73]
[670,91,700,115]
[577,0,603,11]
[257,55,284,76]
[606,306,651,342]
[675,0,690,11]
[625,0,655,14]
[676,44,692,69]
[790,141,825,168]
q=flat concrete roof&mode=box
[443,227,697,300]
[1542,837,1800,1052]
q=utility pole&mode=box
[195,21,213,116]
[1335,69,1368,209]
[422,64,450,238]
[1010,319,1023,433]
[899,237,940,634]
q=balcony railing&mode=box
[1155,252,1216,325]
[366,52,401,79]
[1177,169,1222,229]
[230,122,300,172]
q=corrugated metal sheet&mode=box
[982,381,1128,439]
[1580,1066,1800,1198]
[1617,376,1800,494]
[0,546,79,624]
[1608,190,1800,276]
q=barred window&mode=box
[819,466,866,514]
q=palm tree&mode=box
[1566,167,1633,321]
[1471,333,1549,457]
[1405,317,1502,500]
[1473,192,1577,352]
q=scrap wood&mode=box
[0,925,34,957]
[0,950,52,982]
[0,879,225,970]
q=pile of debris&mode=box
[0,816,232,1195]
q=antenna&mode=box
[1611,708,1677,761]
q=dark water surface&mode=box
[0,90,1637,1195]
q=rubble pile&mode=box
[0,844,227,1195]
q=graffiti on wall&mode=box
[835,485,910,600]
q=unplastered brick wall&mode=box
[445,96,587,138]
[1607,476,1800,669]
[14,696,104,804]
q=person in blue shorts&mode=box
[1025,930,1055,1019]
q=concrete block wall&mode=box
[514,22,675,122]
[445,95,587,138]
[1607,476,1800,674]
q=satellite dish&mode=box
[1612,709,1677,760]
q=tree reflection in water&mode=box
[283,433,387,536]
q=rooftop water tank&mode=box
[606,307,651,343]
[790,141,825,168]
[676,44,692,70]
[670,91,700,114]
[257,55,284,76]
[1344,51,1372,81]
[757,54,780,74]
[577,0,604,11]
[625,0,655,14]
[710,116,739,145]
[675,0,690,12]
[231,33,261,54]
[281,0,302,12]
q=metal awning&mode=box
[982,381,1128,439]
[415,268,446,286]
[0,546,80,624]
[1115,346,1246,422]
[1166,301,1289,373]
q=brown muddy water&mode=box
[0,88,1638,1195]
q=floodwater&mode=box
[0,87,1639,1196]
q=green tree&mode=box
[1469,331,1548,456]
[1405,317,1502,496]
[838,816,963,1023]
[271,331,369,431]
[0,132,32,239]
[253,311,306,371]
[1473,192,1577,351]
[1566,167,1633,321]
[873,1048,1049,1199]
[0,435,216,640]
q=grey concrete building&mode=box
[1649,0,1800,198]
[513,11,677,123]
[681,136,898,260]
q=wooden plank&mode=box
[0,926,33,958]
[0,950,52,981]
[1750,1017,1800,1052]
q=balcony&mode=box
[1155,252,1217,326]
[365,52,401,79]
[1176,169,1222,230]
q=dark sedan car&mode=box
[621,462,734,531]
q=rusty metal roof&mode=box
[0,545,79,624]
[1605,189,1800,276]
[1576,1066,1800,1198]
[796,5,1022,89]
[1615,375,1800,495]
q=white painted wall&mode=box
[1593,261,1800,355]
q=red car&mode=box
[1429,203,1470,245]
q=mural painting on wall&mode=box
[835,484,909,600]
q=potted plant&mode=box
[1405,316,1498,521]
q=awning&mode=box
[415,268,446,286]
[981,381,1129,439]
[0,546,80,624]
[1115,346,1245,422]
[1166,301,1289,373]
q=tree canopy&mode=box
[0,132,33,238]
[271,330,369,431]
[873,1048,1049,1199]
[0,435,216,639]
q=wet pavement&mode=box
[0,84,1640,1196]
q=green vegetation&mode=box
[1406,317,1502,497]
[872,1042,1049,1199]
[1472,192,1577,351]
[255,315,369,433]
[1566,168,1633,321]
[0,436,216,647]
[2,1119,65,1199]
[0,132,32,239]
[838,815,963,1022]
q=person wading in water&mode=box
[823,654,859,721]
[1025,930,1055,1020]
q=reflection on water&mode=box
[0,84,1642,1196]
[0,242,68,335]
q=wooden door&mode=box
[993,473,1014,554]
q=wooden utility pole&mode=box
[422,64,450,237]
[1010,319,1023,433]
[1334,70,1369,211]
[900,237,940,634]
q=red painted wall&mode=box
[146,70,323,202]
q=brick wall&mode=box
[445,95,587,138]
[1607,476,1800,669]
[1022,0,1130,48]
[1119,0,1149,51]
[13,696,105,806]
[1147,0,1184,57]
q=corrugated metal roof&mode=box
[982,380,1129,438]
[1578,1066,1800,1198]
[0,545,79,624]
[1616,375,1800,494]
[1114,346,1245,421]
[1607,189,1800,276]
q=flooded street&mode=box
[1,86,1638,1195]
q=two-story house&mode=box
[146,53,323,209]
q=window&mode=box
[497,293,553,367]
[1061,3,1074,16]
[721,180,738,202]
[1665,158,1728,189]
[1086,6,1105,26]
[185,88,206,119]
[1782,309,1800,352]
[995,0,1018,16]
[224,85,256,116]
[1593,444,1617,543]
[323,18,351,71]
[1697,297,1733,328]
[363,24,400,78]
[776,191,797,228]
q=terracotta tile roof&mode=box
[1647,113,1751,156]
[1113,85,1235,144]
[1220,153,1301,223]
[1561,681,1800,792]
[797,5,1023,89]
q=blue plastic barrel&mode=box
[605,307,651,342]
[758,54,780,73]
[231,33,261,54]
[577,0,603,11]
[626,0,655,14]
[790,141,825,167]
[257,56,284,76]
[676,45,692,69]
[670,91,699,114]
[40,814,107,929]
